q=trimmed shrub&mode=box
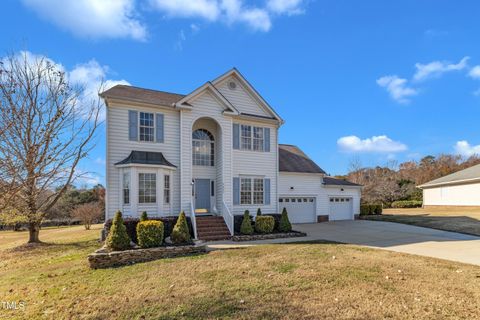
[171,211,191,244]
[360,204,383,215]
[256,208,262,216]
[106,211,131,251]
[373,204,383,215]
[255,216,275,234]
[104,216,194,244]
[278,208,292,232]
[240,210,254,235]
[140,211,148,222]
[137,220,164,248]
[234,214,253,234]
[360,205,371,216]
[391,200,423,208]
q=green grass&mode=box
[1,225,480,319]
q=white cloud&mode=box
[221,0,271,31]
[21,0,146,41]
[454,140,480,157]
[94,157,106,165]
[267,0,305,15]
[376,75,418,104]
[469,65,480,79]
[338,135,408,153]
[149,0,220,20]
[413,56,469,81]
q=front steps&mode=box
[196,216,231,241]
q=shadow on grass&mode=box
[8,239,98,253]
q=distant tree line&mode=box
[339,154,480,206]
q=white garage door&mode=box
[329,197,353,221]
[279,197,316,223]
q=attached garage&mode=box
[279,197,316,223]
[329,197,353,221]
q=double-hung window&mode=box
[139,112,154,142]
[139,173,156,203]
[122,172,130,205]
[240,177,264,205]
[164,175,170,204]
[240,125,264,151]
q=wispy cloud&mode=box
[267,0,305,15]
[337,135,408,153]
[21,0,147,41]
[413,56,469,82]
[454,140,480,157]
[376,75,418,104]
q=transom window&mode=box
[164,175,170,204]
[240,125,264,151]
[240,177,264,205]
[122,172,130,205]
[192,129,214,166]
[139,173,156,203]
[139,112,154,142]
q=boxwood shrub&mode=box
[391,200,423,208]
[360,204,383,216]
[136,220,164,248]
[171,211,191,244]
[255,216,275,234]
[240,210,254,235]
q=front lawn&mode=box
[364,207,480,236]
[1,225,480,319]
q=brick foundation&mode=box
[317,215,329,223]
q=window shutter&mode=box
[264,128,270,152]
[128,110,138,141]
[264,178,270,205]
[156,113,164,143]
[233,123,240,150]
[233,177,240,205]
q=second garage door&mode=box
[279,197,316,223]
[329,197,353,221]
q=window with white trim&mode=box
[240,125,265,151]
[139,173,156,203]
[122,172,130,204]
[139,112,154,142]
[192,129,214,166]
[164,175,170,204]
[240,177,264,205]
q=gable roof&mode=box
[115,151,176,168]
[418,163,480,188]
[100,85,184,107]
[279,144,326,174]
[323,177,362,187]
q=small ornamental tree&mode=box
[256,208,262,216]
[137,220,164,248]
[106,211,130,251]
[278,207,292,232]
[171,211,191,244]
[240,210,253,235]
[72,202,103,230]
[140,211,148,222]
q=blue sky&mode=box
[2,0,480,185]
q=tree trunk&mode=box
[28,223,40,243]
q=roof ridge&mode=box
[111,84,186,97]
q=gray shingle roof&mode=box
[279,144,326,174]
[322,177,362,187]
[418,163,480,188]
[115,151,176,167]
[100,85,185,107]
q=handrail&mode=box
[190,202,198,240]
[222,198,234,236]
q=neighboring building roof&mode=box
[115,151,176,167]
[100,85,185,107]
[279,144,326,174]
[322,177,362,187]
[418,163,480,188]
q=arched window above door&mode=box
[192,129,214,166]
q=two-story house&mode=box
[100,69,361,240]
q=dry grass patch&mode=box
[1,225,480,319]
[366,208,480,236]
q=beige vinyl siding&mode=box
[423,182,480,206]
[106,102,181,219]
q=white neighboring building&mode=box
[418,164,480,208]
[100,68,361,240]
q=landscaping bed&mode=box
[232,230,306,241]
[88,243,206,269]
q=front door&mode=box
[195,179,211,212]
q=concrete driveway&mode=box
[294,220,480,266]
[206,220,480,266]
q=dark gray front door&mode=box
[195,179,211,211]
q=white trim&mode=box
[115,163,176,170]
[418,177,480,189]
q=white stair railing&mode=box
[222,198,234,236]
[190,202,198,240]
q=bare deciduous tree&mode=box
[72,202,103,230]
[0,52,101,243]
